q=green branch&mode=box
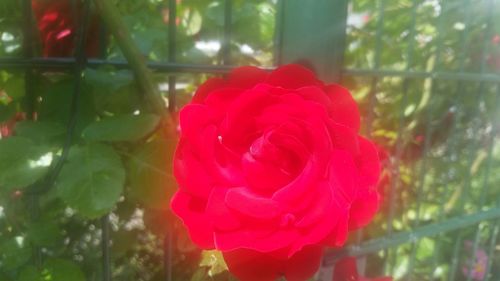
[92,0,167,118]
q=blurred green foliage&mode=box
[0,0,499,280]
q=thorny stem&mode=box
[92,0,176,135]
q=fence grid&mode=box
[0,0,499,280]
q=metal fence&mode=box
[1,0,499,280]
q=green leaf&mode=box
[3,76,24,100]
[82,114,160,142]
[38,78,95,135]
[18,259,85,281]
[0,103,16,122]
[56,143,125,219]
[26,220,62,247]
[127,138,176,209]
[14,121,65,144]
[0,137,50,191]
[84,68,132,92]
[85,69,143,114]
[0,237,31,271]
[42,259,86,281]
[17,266,39,281]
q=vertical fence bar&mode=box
[357,0,386,267]
[94,0,113,279]
[424,0,456,277]
[447,0,477,278]
[279,0,348,82]
[273,0,285,66]
[164,1,177,281]
[221,0,232,65]
[385,0,418,272]
[101,215,112,281]
[484,86,500,279]
[405,0,437,277]
[464,1,496,279]
[167,0,177,113]
[22,0,42,268]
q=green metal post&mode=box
[278,0,348,83]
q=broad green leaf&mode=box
[127,138,176,209]
[56,143,125,219]
[18,259,85,281]
[85,69,143,114]
[3,76,24,100]
[38,78,96,135]
[84,68,132,92]
[0,103,16,122]
[41,259,85,281]
[17,266,39,281]
[0,137,50,191]
[91,84,143,114]
[0,237,31,271]
[82,114,160,142]
[26,220,62,247]
[14,121,65,144]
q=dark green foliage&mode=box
[0,0,499,280]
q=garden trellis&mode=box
[0,0,499,280]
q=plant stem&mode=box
[92,0,175,133]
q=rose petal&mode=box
[328,121,360,156]
[267,64,321,89]
[284,245,324,281]
[333,257,359,281]
[325,84,360,131]
[178,104,212,143]
[170,192,214,249]
[348,189,380,230]
[225,187,282,220]
[329,149,359,206]
[242,152,294,194]
[223,245,323,281]
[206,188,241,231]
[174,142,213,198]
[296,86,332,107]
[223,249,284,281]
[357,136,381,188]
[204,87,244,120]
[227,66,268,88]
[191,77,226,104]
[215,226,300,252]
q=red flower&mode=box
[492,34,500,45]
[0,112,25,138]
[171,65,381,281]
[32,0,100,57]
[334,257,392,281]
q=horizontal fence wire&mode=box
[5,0,499,280]
[1,58,500,83]
[323,207,500,266]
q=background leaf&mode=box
[56,143,125,219]
[17,259,85,281]
[0,137,50,191]
[0,238,31,271]
[127,138,176,209]
[82,114,160,142]
[14,121,65,144]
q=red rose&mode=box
[171,64,381,281]
[32,0,100,57]
[333,257,392,281]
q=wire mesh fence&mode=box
[0,0,499,280]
